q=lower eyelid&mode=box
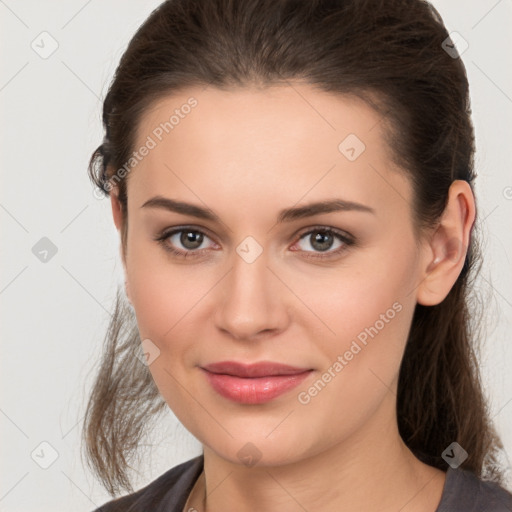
[158,227,353,257]
[292,231,351,255]
[167,230,217,250]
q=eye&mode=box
[154,225,355,260]
[291,226,355,260]
[154,227,218,259]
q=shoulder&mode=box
[91,454,204,512]
[437,466,512,512]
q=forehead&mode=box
[135,83,391,159]
[129,83,410,219]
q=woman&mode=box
[83,0,512,510]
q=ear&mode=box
[416,180,476,306]
[110,186,124,232]
[110,188,132,304]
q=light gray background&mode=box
[1,1,511,510]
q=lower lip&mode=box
[201,368,313,404]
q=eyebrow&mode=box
[140,196,375,223]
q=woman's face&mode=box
[116,84,428,466]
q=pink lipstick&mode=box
[200,361,313,404]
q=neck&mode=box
[186,396,446,512]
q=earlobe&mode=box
[416,180,475,306]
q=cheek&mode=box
[125,239,222,380]
[129,266,204,348]
[308,279,411,386]
[294,256,413,346]
[126,231,186,324]
[125,250,206,413]
[293,274,414,445]
[125,241,189,359]
[298,241,418,387]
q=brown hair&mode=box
[83,0,508,496]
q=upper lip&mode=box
[201,361,312,378]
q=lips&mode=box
[201,360,312,378]
[200,361,314,404]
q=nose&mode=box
[214,245,289,342]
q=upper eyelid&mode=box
[297,225,353,239]
[160,225,353,246]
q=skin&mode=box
[110,83,475,512]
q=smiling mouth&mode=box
[200,363,314,404]
[201,360,312,378]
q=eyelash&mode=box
[153,225,355,261]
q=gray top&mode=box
[93,454,512,511]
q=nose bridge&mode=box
[215,235,286,339]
